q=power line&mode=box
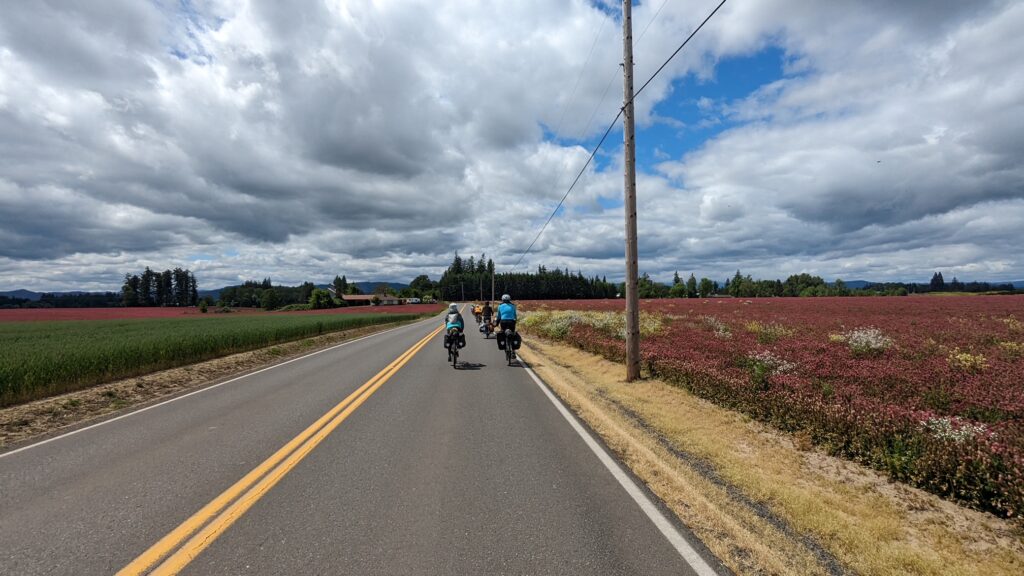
[634,0,726,101]
[635,0,670,46]
[510,0,727,272]
[511,110,622,271]
[578,0,670,154]
[549,13,608,142]
[508,2,671,274]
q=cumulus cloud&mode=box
[0,0,1021,291]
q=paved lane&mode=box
[0,312,721,575]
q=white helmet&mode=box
[449,303,458,312]
[501,294,511,303]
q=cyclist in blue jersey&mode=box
[494,294,518,358]
[444,303,466,349]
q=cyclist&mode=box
[495,294,518,358]
[444,303,466,350]
[480,300,494,337]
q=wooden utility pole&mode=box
[622,0,641,381]
[491,268,495,303]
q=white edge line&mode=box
[0,315,440,459]
[520,358,720,576]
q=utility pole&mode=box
[491,268,495,303]
[622,0,641,381]
[461,282,465,302]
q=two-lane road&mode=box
[1,312,722,575]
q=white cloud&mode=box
[0,0,1021,291]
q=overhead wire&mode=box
[548,11,608,147]
[510,0,727,272]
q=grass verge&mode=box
[519,337,1024,576]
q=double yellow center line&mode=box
[118,323,445,576]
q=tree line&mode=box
[638,270,1020,299]
[121,268,198,307]
[646,271,900,298]
[0,292,122,309]
[422,253,618,302]
[217,276,368,311]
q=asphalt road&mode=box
[0,312,722,575]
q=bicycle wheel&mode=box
[452,347,459,369]
[505,331,513,365]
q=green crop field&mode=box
[0,313,424,406]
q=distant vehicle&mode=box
[406,297,421,304]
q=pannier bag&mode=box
[511,333,522,350]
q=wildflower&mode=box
[923,416,989,443]
[744,320,794,344]
[843,327,893,356]
[948,348,987,372]
[998,341,1023,359]
[699,315,732,339]
[747,350,796,375]
[520,310,666,341]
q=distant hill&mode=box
[0,289,42,301]
[354,281,408,293]
[0,289,113,301]
[195,280,408,303]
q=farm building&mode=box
[341,294,403,306]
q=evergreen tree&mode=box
[261,288,280,310]
[189,274,198,306]
[698,277,714,298]
[139,267,154,306]
[121,274,140,307]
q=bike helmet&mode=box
[501,294,511,303]
[449,303,458,312]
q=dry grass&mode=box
[519,337,1024,576]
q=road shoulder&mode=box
[518,337,1024,576]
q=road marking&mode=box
[0,315,440,460]
[117,324,443,576]
[519,358,721,576]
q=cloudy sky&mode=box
[1,0,1022,291]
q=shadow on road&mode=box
[458,362,487,370]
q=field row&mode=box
[521,296,1024,517]
[0,312,429,406]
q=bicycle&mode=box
[446,327,461,369]
[503,328,518,366]
[480,317,493,339]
